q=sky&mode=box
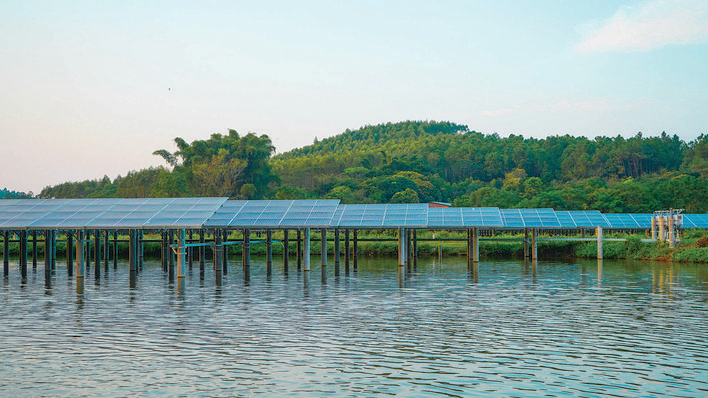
[1,0,707,194]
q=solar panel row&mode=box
[1,199,707,230]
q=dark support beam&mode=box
[104,230,109,272]
[94,230,100,272]
[19,230,27,280]
[199,230,205,275]
[44,231,52,280]
[283,229,289,273]
[67,233,73,277]
[112,232,118,269]
[334,228,340,276]
[214,229,223,284]
[32,231,38,269]
[243,228,250,282]
[266,229,273,276]
[344,229,350,274]
[3,231,9,277]
[188,230,193,270]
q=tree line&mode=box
[32,121,708,213]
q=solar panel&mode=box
[603,213,641,229]
[205,199,340,228]
[555,211,610,228]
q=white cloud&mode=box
[576,0,708,53]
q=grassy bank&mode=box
[2,229,708,263]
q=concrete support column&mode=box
[668,214,675,248]
[199,230,206,273]
[531,229,538,260]
[296,230,302,270]
[344,229,350,273]
[222,229,228,274]
[334,228,340,276]
[76,230,85,279]
[398,228,406,266]
[524,229,530,258]
[412,229,418,269]
[321,228,328,278]
[44,231,52,280]
[94,231,101,279]
[473,227,480,263]
[177,229,186,278]
[129,229,138,274]
[283,229,289,271]
[596,226,603,260]
[303,228,311,272]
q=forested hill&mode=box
[37,121,708,213]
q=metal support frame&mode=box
[303,228,311,272]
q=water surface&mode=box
[1,256,707,397]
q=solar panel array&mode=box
[3,198,708,230]
[0,198,228,229]
[330,204,429,228]
[501,209,561,228]
[555,211,610,228]
[204,200,340,228]
[428,207,503,228]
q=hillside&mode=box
[36,121,708,213]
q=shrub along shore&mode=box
[2,229,708,264]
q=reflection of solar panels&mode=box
[204,200,340,228]
[501,209,560,228]
[428,207,503,228]
[0,198,228,229]
[329,204,428,228]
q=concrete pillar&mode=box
[93,231,101,279]
[283,229,289,271]
[303,228,311,272]
[344,229,350,273]
[596,226,603,260]
[412,229,418,269]
[524,228,529,258]
[177,229,186,278]
[321,228,327,278]
[129,229,138,274]
[531,229,538,260]
[473,227,480,263]
[668,214,675,248]
[296,229,302,270]
[651,216,657,240]
[334,228,340,276]
[222,229,228,274]
[76,230,85,279]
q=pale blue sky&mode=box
[1,0,706,194]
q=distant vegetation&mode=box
[32,120,708,213]
[0,188,32,199]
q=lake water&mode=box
[1,256,707,397]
